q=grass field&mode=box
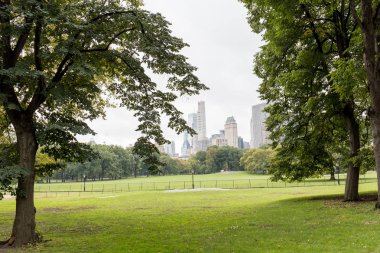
[34,171,376,193]
[1,173,380,252]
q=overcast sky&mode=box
[79,0,264,152]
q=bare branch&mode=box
[349,0,363,30]
[80,27,135,53]
[27,0,46,113]
[89,10,137,23]
[11,16,34,66]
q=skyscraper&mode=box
[197,101,207,140]
[189,101,208,153]
[188,113,198,131]
[158,141,176,157]
[181,133,191,157]
[210,130,227,147]
[224,116,238,148]
[186,112,197,153]
[181,113,197,157]
[250,103,271,148]
[238,136,244,149]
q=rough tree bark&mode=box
[356,0,380,207]
[1,113,39,247]
[343,103,361,201]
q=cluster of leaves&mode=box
[241,0,372,182]
[188,146,244,174]
[0,144,25,200]
[240,148,274,174]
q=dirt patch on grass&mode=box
[311,194,378,209]
[1,195,14,201]
[42,206,97,213]
[66,222,101,233]
[165,188,230,193]
[290,192,307,195]
[364,220,379,225]
[42,207,66,212]
[96,195,119,199]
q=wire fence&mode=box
[33,174,377,198]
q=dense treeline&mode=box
[42,144,247,183]
[47,144,185,182]
[188,146,244,174]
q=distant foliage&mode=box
[189,146,243,174]
[47,144,187,182]
[240,149,274,174]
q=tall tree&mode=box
[241,0,368,200]
[0,0,205,247]
[352,0,380,207]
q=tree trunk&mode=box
[367,66,380,207]
[5,124,39,247]
[330,167,336,181]
[371,106,380,208]
[342,103,361,201]
[61,169,65,183]
[359,0,380,207]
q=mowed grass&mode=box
[34,171,376,192]
[1,178,380,252]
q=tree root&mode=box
[0,232,48,249]
[0,236,15,248]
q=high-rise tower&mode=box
[224,116,238,148]
[181,113,197,157]
[187,113,198,153]
[188,101,208,153]
[250,103,270,148]
[197,101,207,140]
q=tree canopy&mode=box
[188,146,244,174]
[0,0,206,246]
[241,0,371,200]
[240,148,274,174]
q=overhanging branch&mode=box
[80,27,135,53]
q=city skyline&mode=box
[177,101,261,157]
[77,0,264,151]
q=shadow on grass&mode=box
[306,192,377,202]
[275,191,379,211]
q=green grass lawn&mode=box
[34,171,376,192]
[1,175,380,252]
